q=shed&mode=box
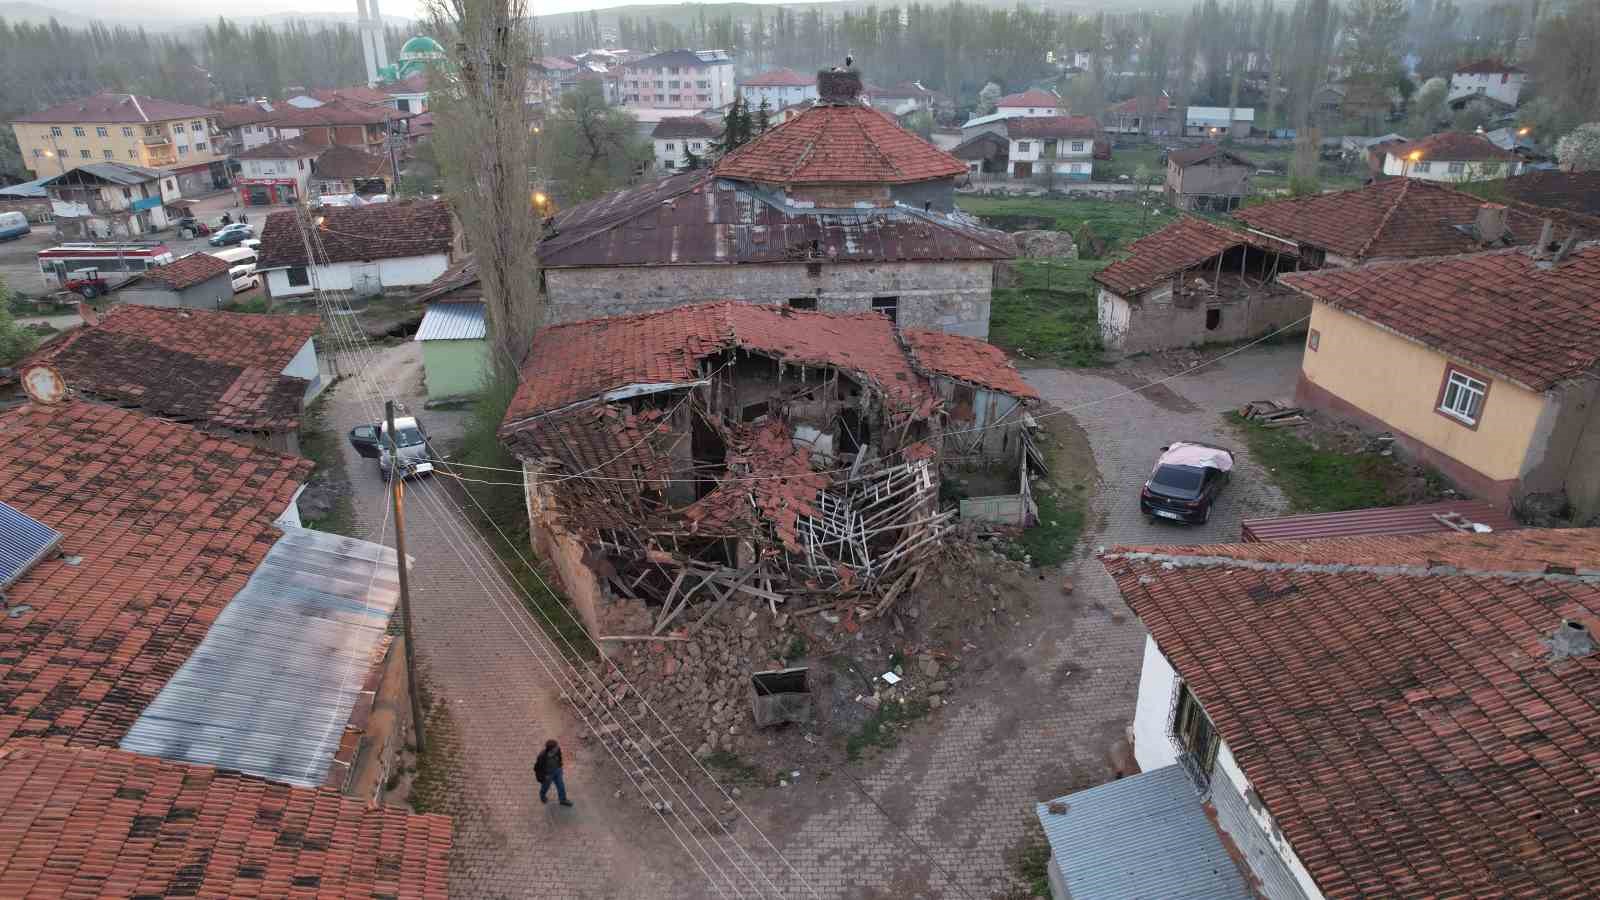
[1240,499,1521,542]
[413,255,487,401]
[114,251,233,309]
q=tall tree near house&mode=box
[756,97,772,134]
[1342,0,1408,80]
[542,82,651,201]
[716,94,755,155]
[427,0,542,383]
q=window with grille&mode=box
[871,296,898,323]
[1173,682,1220,773]
[1439,369,1487,424]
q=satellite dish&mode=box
[20,365,67,405]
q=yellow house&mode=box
[11,92,227,197]
[1281,244,1600,520]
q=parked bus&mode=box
[36,242,175,288]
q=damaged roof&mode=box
[712,102,966,185]
[257,198,454,269]
[1280,243,1600,390]
[1103,529,1600,898]
[23,305,320,431]
[1167,143,1254,168]
[0,401,310,747]
[681,420,831,552]
[1094,216,1297,296]
[900,328,1039,399]
[135,251,231,290]
[0,741,451,898]
[1235,178,1597,261]
[539,171,1015,268]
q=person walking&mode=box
[535,739,573,807]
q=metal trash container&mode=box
[750,667,812,728]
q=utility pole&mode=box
[388,399,427,753]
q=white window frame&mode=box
[1448,161,1466,174]
[1439,369,1487,424]
[1071,140,1085,152]
[1017,141,1031,153]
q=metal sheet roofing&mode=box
[1035,764,1256,899]
[0,177,50,199]
[0,499,63,590]
[1240,499,1520,543]
[415,300,486,341]
[119,525,400,788]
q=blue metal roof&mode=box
[119,525,401,788]
[0,177,50,199]
[0,499,63,590]
[1035,764,1257,899]
[414,300,486,341]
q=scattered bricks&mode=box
[1061,579,1075,594]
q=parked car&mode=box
[241,238,261,252]
[1140,441,1234,524]
[349,416,436,480]
[0,210,31,241]
[208,223,254,247]
[174,216,211,239]
[230,266,259,294]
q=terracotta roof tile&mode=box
[1235,178,1594,261]
[312,144,395,179]
[1094,217,1297,296]
[1280,244,1600,390]
[1167,143,1253,167]
[1402,130,1520,162]
[996,89,1061,108]
[1103,528,1600,898]
[257,198,453,269]
[135,252,231,290]
[713,102,966,185]
[0,402,310,747]
[263,99,394,128]
[25,305,320,431]
[901,328,1039,399]
[0,741,451,897]
[1006,115,1100,139]
[232,138,321,160]
[1500,170,1600,217]
[13,92,217,125]
[742,67,813,87]
[1107,95,1171,115]
[215,102,275,129]
[681,420,831,551]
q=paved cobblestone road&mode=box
[329,340,1301,898]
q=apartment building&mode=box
[622,49,735,111]
[11,92,228,197]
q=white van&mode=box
[229,264,259,294]
[208,246,257,268]
[0,210,30,241]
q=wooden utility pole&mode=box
[388,399,427,753]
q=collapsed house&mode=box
[1094,216,1302,354]
[498,302,1038,638]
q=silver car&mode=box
[349,415,435,479]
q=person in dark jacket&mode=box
[535,739,572,807]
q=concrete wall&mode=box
[283,336,326,403]
[888,179,956,212]
[1381,154,1520,181]
[1167,160,1251,198]
[544,259,995,338]
[118,272,234,310]
[739,83,817,108]
[523,462,603,638]
[1097,283,1309,354]
[1298,303,1545,505]
[1132,636,1320,899]
[421,339,489,399]
[1521,377,1600,521]
[1448,71,1524,106]
[266,252,450,298]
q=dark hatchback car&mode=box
[1140,442,1234,524]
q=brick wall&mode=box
[544,259,995,338]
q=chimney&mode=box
[77,301,97,327]
[1548,619,1596,660]
[1474,203,1508,245]
[817,69,863,105]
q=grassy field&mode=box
[988,258,1109,367]
[955,195,1170,250]
[1226,412,1420,512]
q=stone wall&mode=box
[1097,283,1309,354]
[544,259,995,338]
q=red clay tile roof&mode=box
[742,67,812,87]
[1107,95,1171,115]
[24,305,320,430]
[13,92,217,124]
[713,102,966,184]
[258,198,454,269]
[1006,115,1100,140]
[312,144,395,179]
[1094,217,1297,296]
[901,328,1040,400]
[136,252,231,290]
[1401,130,1520,162]
[0,741,451,897]
[651,117,721,139]
[1501,170,1600,217]
[216,102,275,129]
[0,402,310,746]
[1280,244,1600,390]
[381,72,430,94]
[1103,528,1600,898]
[505,303,943,422]
[265,100,394,128]
[1167,143,1254,167]
[996,89,1061,108]
[233,138,321,160]
[1235,178,1575,261]
[1455,57,1524,74]
[681,420,831,551]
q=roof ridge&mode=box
[1357,176,1411,260]
[1104,548,1600,581]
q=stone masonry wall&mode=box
[544,259,995,338]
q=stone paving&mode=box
[325,340,1302,898]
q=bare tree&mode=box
[426,0,541,385]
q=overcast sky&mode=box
[41,0,798,23]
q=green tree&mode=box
[1342,0,1409,78]
[0,277,39,367]
[756,97,772,134]
[541,81,651,202]
[716,94,755,155]
[904,109,934,139]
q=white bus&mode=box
[36,242,175,287]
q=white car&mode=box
[230,268,259,293]
[241,238,261,252]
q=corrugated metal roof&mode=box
[0,177,50,199]
[415,300,486,341]
[1035,764,1256,900]
[0,499,63,590]
[119,525,400,788]
[1240,499,1520,543]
